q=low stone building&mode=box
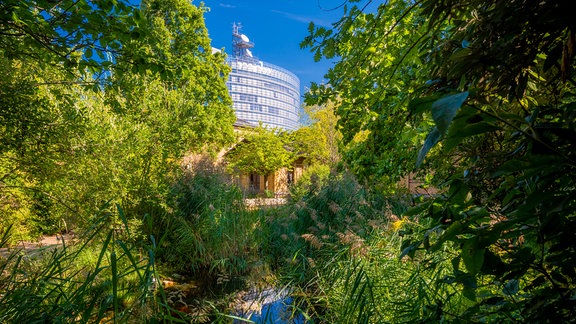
[234,157,305,197]
[224,121,306,198]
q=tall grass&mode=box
[0,204,181,323]
[0,163,274,322]
[0,166,477,322]
[154,165,264,280]
[265,171,470,322]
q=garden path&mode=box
[0,234,75,259]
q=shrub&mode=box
[288,164,331,201]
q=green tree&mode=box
[101,0,235,215]
[305,0,576,321]
[226,126,294,191]
[0,55,97,234]
[292,101,342,167]
[302,1,433,187]
[0,0,235,236]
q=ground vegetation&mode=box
[2,0,576,322]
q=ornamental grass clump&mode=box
[263,170,477,322]
[154,164,264,280]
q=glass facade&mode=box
[227,58,300,131]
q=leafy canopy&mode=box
[0,0,235,236]
[226,126,294,178]
[304,0,576,321]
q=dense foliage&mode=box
[0,0,244,321]
[304,0,576,321]
[3,0,576,322]
[0,0,235,240]
[156,161,263,277]
[291,101,342,167]
[269,173,472,322]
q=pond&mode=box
[233,288,306,324]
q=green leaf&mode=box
[457,273,478,288]
[416,127,441,167]
[444,122,501,151]
[11,11,20,24]
[96,49,105,60]
[399,240,419,260]
[448,178,470,204]
[116,204,130,236]
[0,223,13,248]
[430,221,465,252]
[503,279,519,296]
[408,94,442,116]
[481,250,506,276]
[462,286,476,301]
[431,92,469,135]
[111,251,119,319]
[308,21,315,33]
[451,256,461,274]
[117,240,143,281]
[461,238,485,275]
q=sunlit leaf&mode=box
[416,127,441,167]
[431,91,469,135]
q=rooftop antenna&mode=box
[232,22,257,62]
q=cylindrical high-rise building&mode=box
[226,24,300,131]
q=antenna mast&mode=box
[232,22,257,61]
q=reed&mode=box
[265,171,466,322]
[0,204,180,323]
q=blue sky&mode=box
[201,0,349,97]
